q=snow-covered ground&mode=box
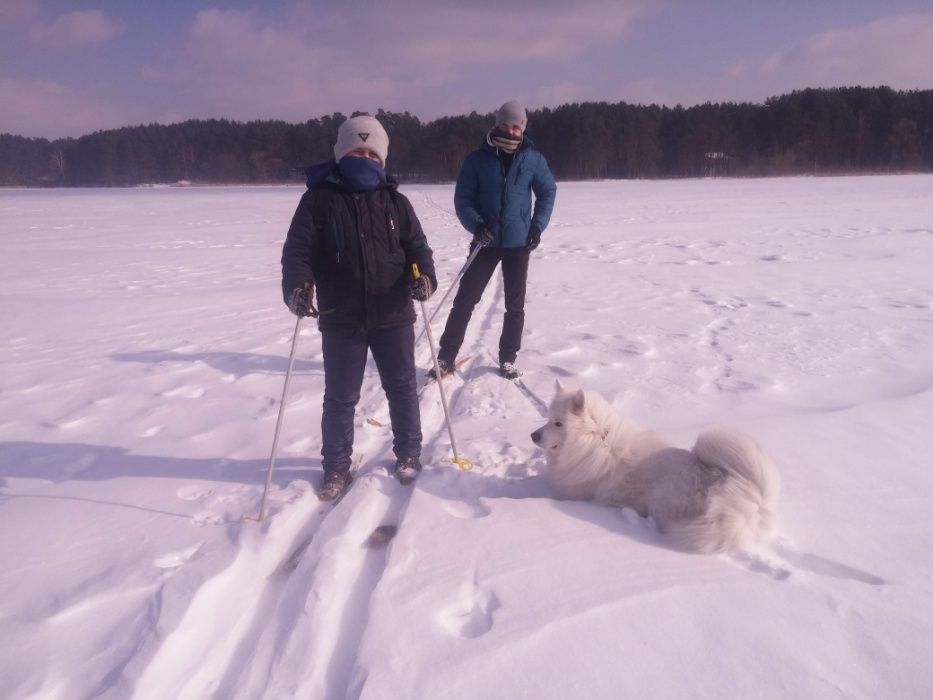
[2,175,932,699]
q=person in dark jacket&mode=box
[434,100,557,380]
[281,114,437,500]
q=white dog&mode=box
[532,382,780,553]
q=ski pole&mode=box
[249,314,303,522]
[413,264,473,471]
[415,242,485,348]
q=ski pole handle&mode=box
[412,263,421,279]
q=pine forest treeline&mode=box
[2,86,932,187]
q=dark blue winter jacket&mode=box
[281,160,436,331]
[454,134,557,248]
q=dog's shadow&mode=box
[417,457,677,552]
[767,540,887,586]
[550,498,673,551]
[551,496,888,587]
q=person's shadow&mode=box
[111,349,323,378]
[0,440,318,519]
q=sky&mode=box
[1,176,932,697]
[1,0,932,139]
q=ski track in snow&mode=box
[128,371,406,697]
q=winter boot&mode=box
[427,358,455,381]
[499,361,521,380]
[394,456,422,485]
[318,470,353,501]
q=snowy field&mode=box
[2,175,933,699]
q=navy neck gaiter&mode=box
[337,156,386,191]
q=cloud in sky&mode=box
[352,0,650,64]
[620,11,933,107]
[758,13,933,90]
[1,2,931,138]
[29,9,127,48]
[0,77,133,139]
[148,1,654,123]
[0,0,39,23]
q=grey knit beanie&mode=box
[495,100,528,131]
[334,114,389,165]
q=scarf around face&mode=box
[337,156,386,191]
[487,126,522,153]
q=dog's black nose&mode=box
[531,430,541,444]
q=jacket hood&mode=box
[305,159,337,189]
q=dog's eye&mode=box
[554,421,563,427]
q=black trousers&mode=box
[320,323,421,474]
[438,246,530,365]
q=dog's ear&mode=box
[571,389,586,415]
[555,379,565,394]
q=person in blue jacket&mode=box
[434,100,557,379]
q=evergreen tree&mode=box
[1,87,930,186]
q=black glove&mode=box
[287,281,318,317]
[410,274,433,301]
[472,224,494,247]
[526,226,542,250]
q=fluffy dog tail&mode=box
[670,429,780,554]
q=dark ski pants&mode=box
[438,246,530,365]
[320,323,421,474]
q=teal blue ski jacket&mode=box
[454,134,557,248]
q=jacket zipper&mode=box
[352,193,370,328]
[498,150,525,241]
[498,158,509,243]
[329,213,342,263]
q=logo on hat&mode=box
[359,133,370,142]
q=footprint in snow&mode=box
[441,499,491,519]
[192,511,225,527]
[177,484,213,502]
[56,415,90,430]
[216,484,251,505]
[618,339,651,356]
[153,542,203,569]
[160,385,206,399]
[726,550,792,581]
[366,525,398,547]
[437,581,501,639]
[550,344,580,358]
[64,453,98,477]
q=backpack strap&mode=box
[307,188,327,236]
[308,187,345,263]
[387,188,411,236]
